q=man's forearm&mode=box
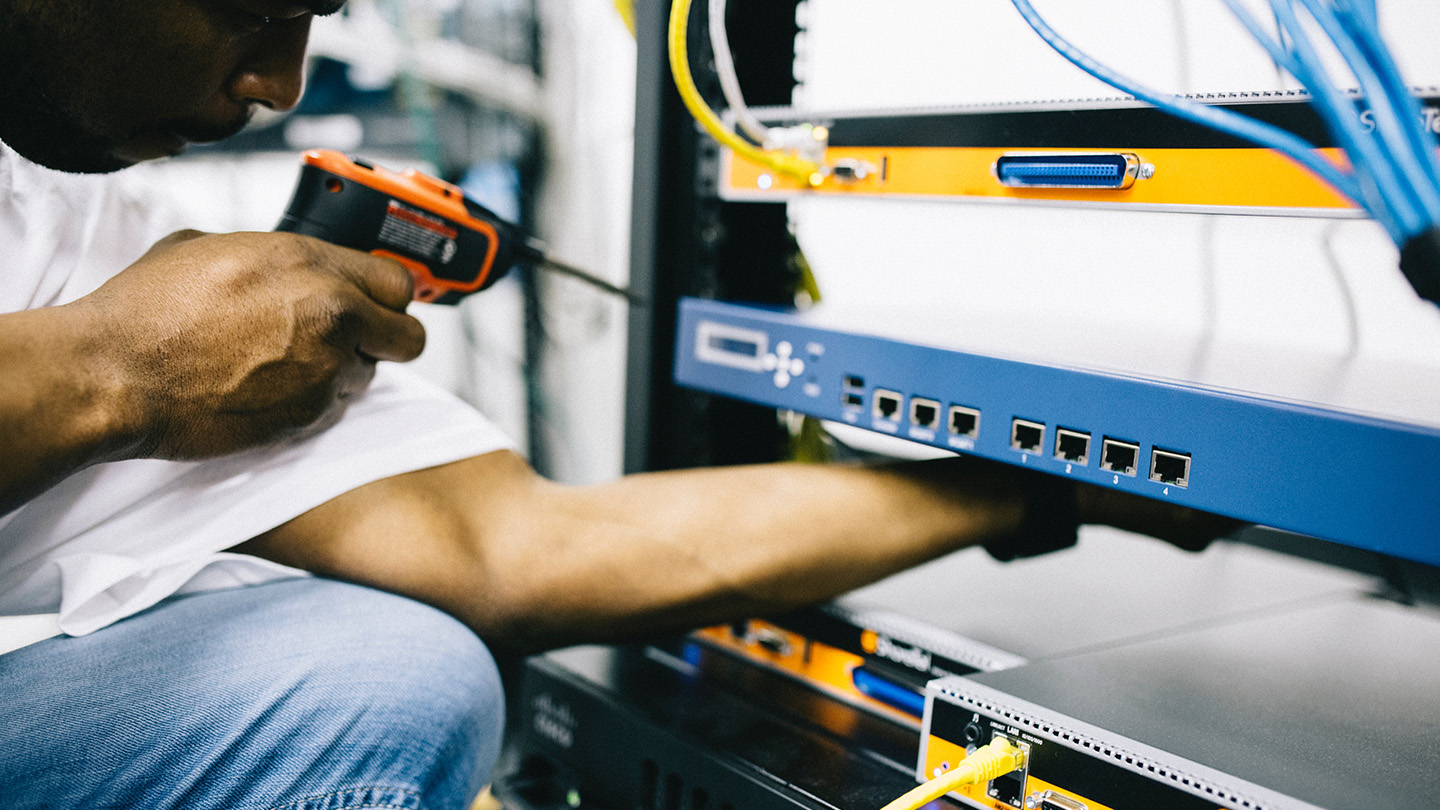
[0,304,141,514]
[479,456,1029,649]
[241,450,1029,653]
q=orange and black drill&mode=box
[276,149,634,304]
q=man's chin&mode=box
[99,117,250,168]
[0,128,136,174]
[110,130,191,165]
[1,113,251,174]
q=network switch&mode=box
[674,297,1440,565]
[917,596,1440,810]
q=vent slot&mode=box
[935,686,1274,810]
[640,760,658,810]
[663,774,683,810]
[636,760,731,810]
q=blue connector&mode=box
[994,153,1144,189]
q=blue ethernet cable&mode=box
[1219,0,1410,232]
[1006,0,1366,226]
[1264,0,1420,239]
[1329,0,1440,215]
[1220,0,1303,77]
[1226,0,1438,232]
[1261,0,1440,260]
[1007,0,1440,303]
[1348,0,1378,32]
[1284,0,1439,236]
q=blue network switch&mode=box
[674,297,1440,566]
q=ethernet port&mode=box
[1149,449,1191,487]
[873,389,903,423]
[1010,419,1045,453]
[948,405,981,439]
[910,397,941,430]
[989,769,1024,807]
[1100,438,1139,476]
[1054,428,1090,465]
[986,734,1030,806]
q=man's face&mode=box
[0,0,343,173]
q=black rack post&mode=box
[623,0,805,474]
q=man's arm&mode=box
[239,450,1231,654]
[0,230,425,515]
[0,303,141,511]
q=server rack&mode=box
[504,3,1440,810]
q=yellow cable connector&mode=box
[667,0,822,185]
[879,737,1027,810]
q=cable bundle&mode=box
[668,0,825,186]
[1010,0,1440,304]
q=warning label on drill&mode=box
[379,201,459,264]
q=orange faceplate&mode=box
[693,622,920,727]
[722,146,1360,212]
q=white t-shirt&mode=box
[0,143,515,648]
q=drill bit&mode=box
[523,238,645,304]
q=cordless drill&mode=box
[276,149,633,304]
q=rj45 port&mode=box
[1149,449,1191,487]
[873,390,903,423]
[910,397,941,430]
[1100,438,1139,476]
[948,406,980,439]
[1011,419,1045,453]
[1054,429,1090,465]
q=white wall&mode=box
[530,0,637,483]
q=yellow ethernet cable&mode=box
[878,738,1027,810]
[667,0,823,186]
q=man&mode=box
[0,2,1231,809]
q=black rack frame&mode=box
[622,0,806,473]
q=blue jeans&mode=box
[0,578,504,810]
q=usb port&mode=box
[843,375,865,389]
[1010,419,1045,453]
[1054,428,1090,465]
[948,405,980,439]
[873,389,903,423]
[1100,438,1139,476]
[910,397,941,430]
[843,391,864,409]
[1149,449,1191,487]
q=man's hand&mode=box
[1076,482,1244,552]
[84,230,425,458]
[0,230,424,513]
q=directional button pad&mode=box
[765,340,805,388]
